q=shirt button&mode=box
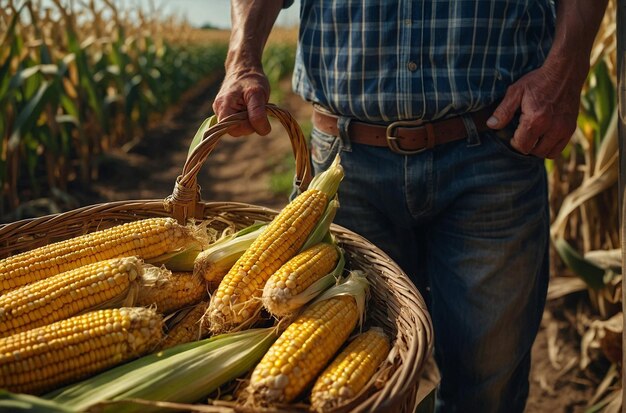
[408,61,418,72]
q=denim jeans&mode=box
[307,116,550,413]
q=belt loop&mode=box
[461,113,481,147]
[336,116,353,152]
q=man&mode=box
[212,1,607,411]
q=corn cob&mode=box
[137,270,207,314]
[249,295,358,404]
[0,307,163,395]
[208,158,344,333]
[262,243,339,317]
[158,301,210,350]
[0,217,205,294]
[311,328,390,411]
[0,256,145,338]
[248,271,368,405]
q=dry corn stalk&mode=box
[247,271,368,405]
[0,307,163,395]
[208,157,344,333]
[137,270,207,314]
[0,256,146,338]
[0,218,206,294]
[311,327,390,411]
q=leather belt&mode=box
[312,104,496,155]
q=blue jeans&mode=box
[308,116,550,413]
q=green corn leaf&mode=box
[301,197,340,252]
[554,238,607,290]
[0,2,26,50]
[124,75,142,118]
[234,222,267,237]
[66,26,105,130]
[187,116,218,160]
[0,390,75,413]
[23,63,42,100]
[0,60,61,107]
[59,95,79,119]
[2,64,60,106]
[142,69,164,111]
[47,328,278,413]
[592,60,615,142]
[7,65,41,92]
[8,80,56,151]
[0,53,15,99]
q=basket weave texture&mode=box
[0,105,434,413]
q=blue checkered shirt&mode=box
[286,0,556,122]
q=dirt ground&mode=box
[58,77,606,412]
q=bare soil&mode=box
[59,76,605,412]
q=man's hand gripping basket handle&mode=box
[165,104,312,223]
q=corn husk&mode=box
[0,390,73,413]
[194,223,267,283]
[46,328,278,413]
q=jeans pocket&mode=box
[310,127,342,172]
[486,130,541,163]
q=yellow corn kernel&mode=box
[0,218,202,294]
[262,243,339,317]
[249,295,358,404]
[137,270,207,314]
[208,190,327,332]
[0,307,163,395]
[311,328,390,411]
[158,301,210,350]
[0,256,143,338]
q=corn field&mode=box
[546,0,623,411]
[0,0,228,216]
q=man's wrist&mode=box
[542,47,590,87]
[225,49,263,73]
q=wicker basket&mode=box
[0,105,434,413]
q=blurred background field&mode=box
[0,1,622,412]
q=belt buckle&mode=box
[386,119,429,155]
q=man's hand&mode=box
[213,67,271,137]
[487,0,607,160]
[211,0,282,137]
[486,62,585,159]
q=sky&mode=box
[140,0,301,29]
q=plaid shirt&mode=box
[287,0,555,122]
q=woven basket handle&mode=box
[165,104,312,222]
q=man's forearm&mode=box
[543,0,608,82]
[226,0,283,72]
[211,0,283,135]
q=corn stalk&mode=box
[548,1,625,410]
[0,0,228,217]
